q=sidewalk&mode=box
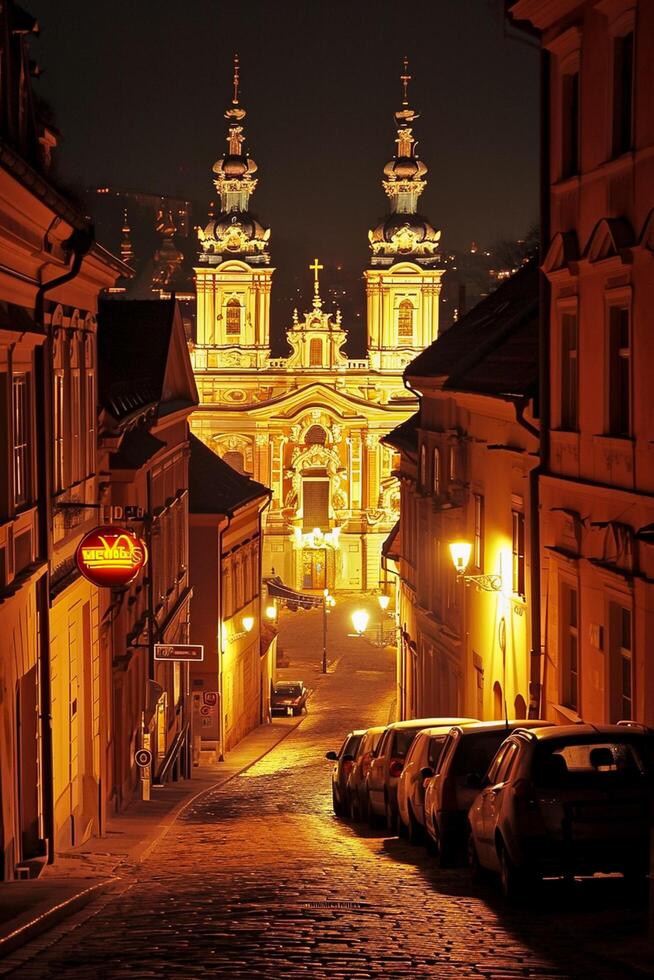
[0,716,301,963]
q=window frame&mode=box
[397,299,414,346]
[511,510,526,598]
[473,492,484,571]
[12,372,30,508]
[561,580,580,713]
[560,309,579,431]
[225,297,242,337]
[606,300,631,438]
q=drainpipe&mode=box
[34,226,94,864]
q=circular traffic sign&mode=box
[135,748,152,768]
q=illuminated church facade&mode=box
[190,59,444,592]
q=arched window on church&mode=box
[309,337,323,366]
[225,298,241,337]
[398,299,414,345]
[305,425,326,446]
[223,450,245,473]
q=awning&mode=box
[382,520,401,562]
[264,577,323,609]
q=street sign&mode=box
[203,692,218,706]
[199,705,212,717]
[135,748,152,768]
[154,643,204,662]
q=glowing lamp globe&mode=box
[449,541,472,575]
[265,605,277,620]
[378,594,390,611]
[351,609,369,636]
[242,615,255,633]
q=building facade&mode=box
[97,299,198,810]
[510,0,654,724]
[385,262,540,721]
[188,435,271,757]
[190,60,444,593]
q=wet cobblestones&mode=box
[6,602,647,978]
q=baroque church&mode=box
[190,59,443,593]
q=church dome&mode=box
[213,153,258,179]
[207,209,264,240]
[371,212,439,245]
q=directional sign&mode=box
[154,643,204,662]
[135,748,152,768]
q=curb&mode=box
[136,716,304,864]
[0,876,118,962]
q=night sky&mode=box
[28,0,539,322]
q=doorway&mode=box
[302,549,326,590]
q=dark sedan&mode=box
[271,680,308,716]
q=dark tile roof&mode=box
[189,434,270,516]
[97,298,176,421]
[406,260,539,399]
[109,427,166,470]
[381,412,419,455]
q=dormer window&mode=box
[225,298,241,337]
[309,338,323,366]
[398,299,414,345]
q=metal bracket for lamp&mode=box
[457,572,503,592]
[449,541,503,593]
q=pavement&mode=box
[0,594,652,978]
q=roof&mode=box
[98,298,197,422]
[109,427,166,470]
[188,434,270,516]
[405,260,539,400]
[382,520,401,562]
[385,717,475,731]
[517,724,654,742]
[381,412,419,455]
[454,719,551,736]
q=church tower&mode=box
[365,60,444,372]
[194,56,273,369]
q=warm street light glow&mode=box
[242,615,255,633]
[265,605,277,620]
[351,609,369,635]
[449,540,472,575]
[378,593,390,611]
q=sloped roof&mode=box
[406,260,539,399]
[380,412,419,455]
[189,434,270,516]
[109,427,166,470]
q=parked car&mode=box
[423,720,551,866]
[347,725,386,822]
[467,723,654,899]
[326,730,366,817]
[397,720,478,843]
[271,680,308,716]
[368,718,474,832]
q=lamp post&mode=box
[448,540,502,592]
[322,588,336,673]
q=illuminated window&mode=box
[309,337,323,366]
[432,448,441,496]
[225,298,241,336]
[398,300,414,345]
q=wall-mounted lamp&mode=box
[229,615,256,642]
[448,540,502,592]
[265,604,277,622]
[378,593,391,611]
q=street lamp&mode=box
[448,540,502,592]
[351,609,370,636]
[322,588,336,674]
[377,593,390,644]
[229,615,256,642]
[265,604,277,622]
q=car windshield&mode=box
[275,685,301,697]
[534,737,654,786]
[454,731,512,778]
[395,728,423,759]
[343,734,363,758]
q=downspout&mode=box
[34,226,94,864]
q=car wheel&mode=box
[332,786,344,818]
[407,802,422,846]
[467,830,484,882]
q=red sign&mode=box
[76,525,148,588]
[154,643,204,662]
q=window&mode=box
[561,70,579,178]
[432,447,441,496]
[223,450,245,473]
[608,306,630,437]
[449,445,457,483]
[54,372,65,492]
[309,338,323,366]
[225,298,241,336]
[561,312,578,430]
[511,510,525,596]
[398,300,414,345]
[71,372,81,484]
[561,583,579,712]
[419,444,427,489]
[609,603,632,721]
[305,425,326,446]
[473,493,484,570]
[302,479,329,530]
[612,32,634,156]
[85,373,95,477]
[12,374,30,507]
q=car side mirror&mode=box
[465,771,482,789]
[420,766,434,781]
[325,751,338,761]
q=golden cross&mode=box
[309,257,323,297]
[232,53,240,104]
[400,55,411,106]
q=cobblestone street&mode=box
[7,598,648,979]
